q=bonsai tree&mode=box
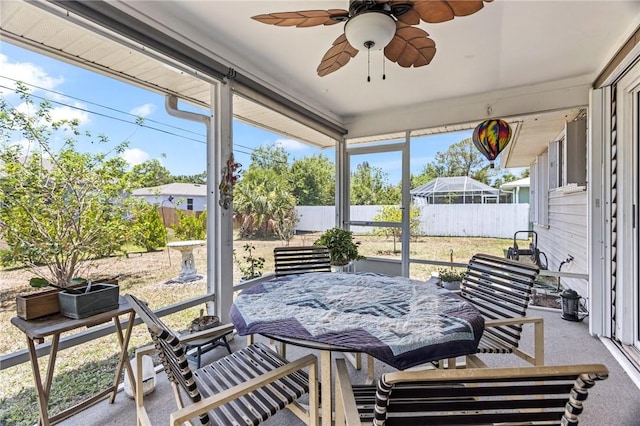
[0,83,136,287]
[314,227,364,266]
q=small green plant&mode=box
[314,227,364,266]
[437,268,466,282]
[29,276,88,293]
[235,244,265,279]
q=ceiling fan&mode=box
[252,0,492,77]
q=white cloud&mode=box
[0,53,63,96]
[275,138,307,151]
[122,148,150,166]
[50,104,90,125]
[129,103,156,118]
[11,138,36,154]
[14,101,90,126]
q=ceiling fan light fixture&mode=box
[344,12,396,51]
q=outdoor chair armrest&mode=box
[334,358,364,426]
[483,316,544,366]
[179,323,235,344]
[169,354,318,426]
[135,345,157,426]
[484,316,543,327]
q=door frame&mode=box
[342,134,411,276]
[615,62,640,346]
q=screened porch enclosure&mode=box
[1,5,640,424]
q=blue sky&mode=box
[0,42,484,185]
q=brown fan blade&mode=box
[384,23,436,68]
[406,0,491,24]
[413,0,493,23]
[251,9,348,27]
[317,34,359,77]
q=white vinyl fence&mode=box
[296,204,530,239]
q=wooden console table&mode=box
[10,297,136,425]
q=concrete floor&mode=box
[59,306,640,426]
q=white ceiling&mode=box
[2,0,640,166]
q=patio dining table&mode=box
[230,272,485,426]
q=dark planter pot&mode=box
[58,283,120,319]
[441,280,461,291]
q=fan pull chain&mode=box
[382,55,386,80]
[367,47,371,82]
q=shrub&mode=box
[173,210,205,240]
[130,204,167,251]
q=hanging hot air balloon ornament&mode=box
[472,119,512,168]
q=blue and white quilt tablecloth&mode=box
[230,272,484,370]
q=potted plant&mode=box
[437,268,466,290]
[234,244,265,280]
[313,227,364,266]
[24,277,120,319]
[1,85,132,320]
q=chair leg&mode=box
[134,346,156,426]
[221,335,232,354]
[195,347,202,369]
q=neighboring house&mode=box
[500,177,530,204]
[411,176,500,205]
[132,183,207,212]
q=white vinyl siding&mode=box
[535,189,588,296]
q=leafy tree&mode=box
[350,162,400,205]
[290,154,335,205]
[410,163,447,188]
[520,168,530,178]
[373,205,422,252]
[173,210,205,240]
[128,158,173,188]
[173,171,207,184]
[249,144,289,175]
[0,83,135,286]
[492,171,518,189]
[412,138,494,185]
[234,144,296,238]
[129,203,167,251]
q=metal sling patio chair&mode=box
[274,245,332,277]
[125,294,318,426]
[266,246,332,358]
[459,253,544,368]
[335,358,608,426]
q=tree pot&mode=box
[58,283,120,319]
[441,280,461,291]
